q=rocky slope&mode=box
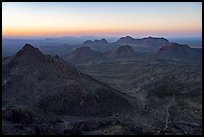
[103,45,137,59]
[156,43,202,63]
[2,44,132,117]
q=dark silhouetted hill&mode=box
[2,44,132,117]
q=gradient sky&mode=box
[2,2,202,38]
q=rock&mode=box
[2,106,33,124]
[35,123,57,135]
[76,120,102,131]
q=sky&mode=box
[2,2,202,38]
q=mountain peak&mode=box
[116,36,135,44]
[103,45,136,59]
[92,39,108,43]
[73,46,94,56]
[100,39,108,43]
[121,36,134,40]
[125,36,134,39]
[82,39,109,46]
[18,43,41,53]
[115,45,136,58]
[157,42,201,61]
[83,40,92,44]
[15,43,44,61]
[22,43,35,50]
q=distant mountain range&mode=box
[2,36,202,58]
[80,36,173,53]
[45,36,119,44]
[116,36,171,48]
[63,38,201,64]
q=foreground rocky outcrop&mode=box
[2,106,33,124]
[2,115,153,135]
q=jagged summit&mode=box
[116,36,171,48]
[20,43,40,52]
[118,36,134,40]
[16,43,43,58]
[82,39,109,46]
[98,39,108,43]
[83,40,92,45]
[8,44,81,76]
[124,36,134,39]
[22,43,34,49]
[116,36,135,44]
[142,36,169,42]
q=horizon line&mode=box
[2,35,202,39]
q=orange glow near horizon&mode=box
[2,2,202,38]
[3,27,201,37]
